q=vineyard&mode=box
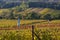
[0,8,60,17]
[0,19,60,40]
[0,20,60,28]
[0,7,60,40]
[0,0,60,39]
[1,8,60,16]
[0,27,60,40]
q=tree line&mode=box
[0,10,60,21]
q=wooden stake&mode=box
[32,25,34,40]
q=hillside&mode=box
[16,8,60,14]
[0,8,60,15]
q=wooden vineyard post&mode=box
[32,25,41,40]
[17,16,20,29]
[32,25,34,40]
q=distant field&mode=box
[0,19,60,28]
